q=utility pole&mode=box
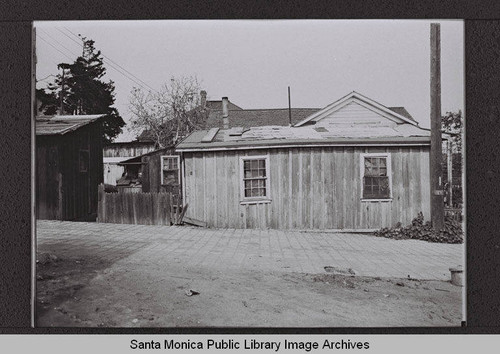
[59,67,65,115]
[430,23,445,229]
[288,86,292,127]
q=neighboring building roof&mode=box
[294,91,418,127]
[118,147,174,166]
[177,92,426,152]
[103,157,131,164]
[176,124,433,152]
[205,108,320,129]
[104,141,155,147]
[206,100,243,111]
[36,114,105,136]
[387,106,416,122]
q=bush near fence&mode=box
[97,184,186,225]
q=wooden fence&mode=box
[97,184,186,225]
[444,207,463,222]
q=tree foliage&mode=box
[441,110,462,153]
[128,76,207,148]
[441,110,463,207]
[36,38,125,144]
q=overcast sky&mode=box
[35,20,463,141]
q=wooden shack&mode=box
[36,114,104,221]
[103,141,156,186]
[118,148,182,198]
[176,91,445,230]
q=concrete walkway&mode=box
[37,220,464,281]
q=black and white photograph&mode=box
[34,20,465,327]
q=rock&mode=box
[324,266,356,276]
[132,319,139,323]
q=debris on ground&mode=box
[37,253,60,265]
[374,212,463,244]
[324,266,356,276]
[185,289,200,297]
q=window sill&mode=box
[240,199,272,205]
[361,198,393,202]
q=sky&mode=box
[35,20,464,141]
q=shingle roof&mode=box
[387,107,416,122]
[35,114,105,136]
[205,106,415,130]
[205,108,321,129]
[176,124,433,151]
[206,100,243,111]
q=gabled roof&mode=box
[294,91,418,127]
[36,114,105,136]
[205,108,320,129]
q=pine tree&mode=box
[37,38,125,144]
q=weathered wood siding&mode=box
[141,149,182,199]
[183,146,430,229]
[36,142,62,220]
[315,101,396,128]
[36,121,103,221]
[103,142,155,158]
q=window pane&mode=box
[242,158,268,199]
[363,176,390,198]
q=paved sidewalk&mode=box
[37,220,464,280]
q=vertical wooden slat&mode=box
[324,147,334,229]
[301,149,311,229]
[335,147,344,229]
[309,150,314,229]
[312,148,323,229]
[320,148,326,229]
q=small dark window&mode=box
[362,156,390,199]
[79,150,89,173]
[161,156,180,185]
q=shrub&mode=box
[374,212,464,244]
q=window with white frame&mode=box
[161,155,180,185]
[240,156,270,201]
[361,153,392,200]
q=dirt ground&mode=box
[36,250,463,328]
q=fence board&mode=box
[97,184,178,226]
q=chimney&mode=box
[200,90,207,109]
[222,96,229,129]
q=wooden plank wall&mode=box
[103,143,155,157]
[60,121,103,221]
[141,149,182,199]
[183,146,430,229]
[97,185,177,225]
[36,141,62,220]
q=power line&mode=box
[62,27,158,93]
[40,27,157,94]
[39,28,81,59]
[37,35,74,61]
